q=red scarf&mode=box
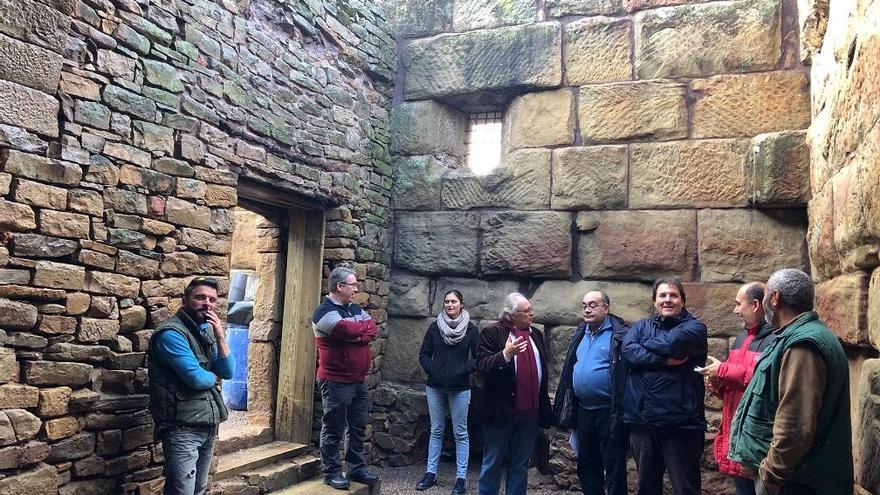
[511,325,539,419]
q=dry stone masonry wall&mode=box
[380,0,813,490]
[0,0,394,493]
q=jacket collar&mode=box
[754,320,776,340]
[652,308,694,326]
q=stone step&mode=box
[216,424,274,456]
[267,477,378,495]
[214,441,310,481]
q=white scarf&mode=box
[437,309,470,346]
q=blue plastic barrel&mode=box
[222,323,249,410]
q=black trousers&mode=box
[629,425,703,495]
[576,407,628,495]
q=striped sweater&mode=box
[311,295,377,382]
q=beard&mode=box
[183,306,207,324]
[764,307,774,326]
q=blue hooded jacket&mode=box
[622,309,708,429]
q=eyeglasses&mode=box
[514,309,534,315]
[338,282,361,288]
[582,302,607,310]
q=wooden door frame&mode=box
[237,179,326,444]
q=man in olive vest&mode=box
[149,277,234,495]
[728,269,852,495]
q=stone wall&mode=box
[804,0,880,492]
[0,0,394,492]
[379,0,812,490]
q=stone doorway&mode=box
[216,181,326,453]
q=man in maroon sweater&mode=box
[311,266,378,490]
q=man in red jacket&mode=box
[311,266,379,490]
[699,282,776,495]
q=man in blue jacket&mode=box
[149,277,234,495]
[622,276,708,495]
[553,291,629,495]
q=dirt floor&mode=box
[371,462,568,495]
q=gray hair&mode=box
[500,292,528,319]
[328,266,356,293]
[766,269,814,313]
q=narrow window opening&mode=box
[466,112,503,176]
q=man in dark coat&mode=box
[474,292,551,495]
[553,290,629,495]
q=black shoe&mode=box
[451,478,467,494]
[415,472,436,490]
[451,477,467,494]
[349,469,380,486]
[324,472,350,490]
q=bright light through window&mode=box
[466,112,502,176]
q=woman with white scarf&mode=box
[415,290,479,495]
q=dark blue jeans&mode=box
[735,476,756,495]
[318,379,369,475]
[478,419,538,495]
[576,407,627,495]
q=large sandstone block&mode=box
[807,184,839,281]
[394,212,479,275]
[634,0,781,79]
[38,210,90,239]
[404,22,562,100]
[856,359,880,490]
[84,271,140,298]
[33,261,85,290]
[78,318,120,343]
[377,0,452,37]
[551,145,627,210]
[165,197,212,230]
[480,211,572,277]
[45,431,94,463]
[0,384,39,409]
[442,148,551,210]
[815,272,869,346]
[391,101,466,157]
[388,272,431,317]
[531,279,652,325]
[624,0,711,12]
[0,80,59,137]
[0,462,57,494]
[871,268,880,350]
[246,341,277,418]
[0,298,38,330]
[504,89,574,150]
[831,162,877,272]
[579,81,686,143]
[546,0,620,16]
[577,210,697,281]
[564,17,631,85]
[0,0,70,53]
[682,282,743,337]
[747,131,811,206]
[12,179,66,209]
[452,0,536,31]
[698,209,808,283]
[391,156,448,211]
[36,387,70,418]
[3,150,80,185]
[629,139,751,208]
[0,200,35,231]
[0,33,63,93]
[692,72,811,138]
[383,317,432,382]
[435,277,520,320]
[22,361,92,387]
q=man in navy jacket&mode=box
[622,277,708,495]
